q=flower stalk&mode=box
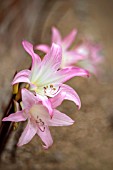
[0,82,22,157]
[0,95,14,157]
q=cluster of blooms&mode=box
[2,27,103,149]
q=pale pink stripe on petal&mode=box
[33,43,62,84]
[41,43,62,71]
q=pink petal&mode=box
[2,111,27,122]
[35,44,50,53]
[12,69,31,85]
[31,43,62,84]
[22,40,41,70]
[48,109,74,126]
[55,66,90,83]
[60,50,86,68]
[37,126,53,149]
[62,29,77,49]
[51,27,62,45]
[37,95,53,118]
[17,121,37,146]
[65,51,85,64]
[39,67,89,86]
[22,89,53,118]
[41,43,62,71]
[50,84,81,109]
[90,45,103,62]
[75,43,89,59]
[22,89,38,109]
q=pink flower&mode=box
[2,89,74,149]
[36,27,83,68]
[12,41,89,116]
[74,41,103,75]
[35,27,103,75]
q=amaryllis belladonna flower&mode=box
[12,41,89,116]
[2,89,74,149]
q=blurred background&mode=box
[0,0,113,170]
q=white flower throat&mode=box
[32,84,60,97]
[30,104,50,132]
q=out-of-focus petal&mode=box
[75,44,89,59]
[35,44,50,53]
[50,84,81,109]
[17,121,37,146]
[2,111,27,122]
[37,126,53,149]
[12,69,31,85]
[51,27,62,45]
[61,50,85,68]
[62,29,77,49]
[48,109,74,126]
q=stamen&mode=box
[43,84,61,97]
[50,84,53,88]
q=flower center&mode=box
[30,104,50,132]
[43,84,60,97]
[30,83,60,97]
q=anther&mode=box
[50,84,53,88]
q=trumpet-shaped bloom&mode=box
[35,27,103,75]
[2,89,74,149]
[12,41,89,116]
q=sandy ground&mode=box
[0,0,113,170]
